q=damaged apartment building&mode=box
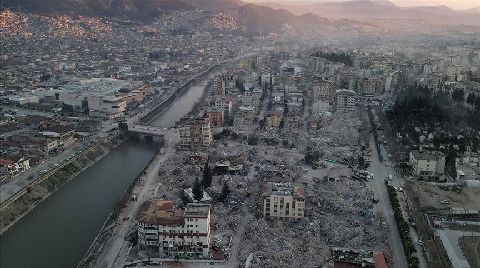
[262,182,306,221]
[136,200,211,259]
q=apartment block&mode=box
[137,200,211,259]
[262,182,306,221]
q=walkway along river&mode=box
[0,66,222,268]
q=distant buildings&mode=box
[334,89,357,113]
[38,78,136,119]
[136,200,211,259]
[410,150,446,177]
[178,118,212,149]
[262,182,306,221]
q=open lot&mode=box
[459,236,480,268]
[406,180,480,212]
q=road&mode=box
[0,139,89,203]
[436,229,479,268]
[98,130,179,268]
[368,131,409,268]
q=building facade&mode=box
[334,89,357,113]
[178,118,212,149]
[410,150,446,177]
[137,200,211,259]
[262,182,306,221]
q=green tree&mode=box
[467,93,476,108]
[192,178,203,202]
[451,89,465,105]
[201,161,212,188]
[219,181,230,202]
[475,96,480,112]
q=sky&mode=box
[244,0,480,10]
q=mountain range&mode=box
[259,0,480,27]
[2,0,479,33]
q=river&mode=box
[0,72,215,267]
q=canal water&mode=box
[149,66,224,127]
[0,140,156,268]
[0,72,216,268]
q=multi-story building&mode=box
[207,108,224,127]
[313,81,335,102]
[334,89,357,113]
[178,118,212,149]
[137,200,211,259]
[212,77,226,96]
[410,150,446,177]
[265,111,283,128]
[262,182,306,221]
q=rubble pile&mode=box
[236,175,388,268]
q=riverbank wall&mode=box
[0,132,124,235]
[77,147,160,268]
[139,63,224,125]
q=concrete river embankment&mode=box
[0,65,224,268]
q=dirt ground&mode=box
[459,236,480,268]
[406,180,480,212]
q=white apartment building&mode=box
[410,150,446,178]
[137,200,211,259]
[262,182,306,221]
[334,89,357,113]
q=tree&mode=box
[219,181,230,202]
[475,96,480,112]
[451,89,465,105]
[467,93,476,108]
[358,156,365,169]
[445,149,457,178]
[192,178,203,202]
[201,161,212,188]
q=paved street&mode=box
[436,229,480,268]
[368,131,408,268]
[99,130,180,268]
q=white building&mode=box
[38,78,129,118]
[262,182,306,221]
[410,150,446,177]
[137,200,211,259]
[334,89,357,113]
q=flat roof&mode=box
[184,203,210,218]
[411,150,444,161]
[136,200,184,226]
[262,182,305,199]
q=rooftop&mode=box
[411,150,445,161]
[136,200,184,226]
[262,182,305,199]
[184,203,211,218]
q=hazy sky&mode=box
[244,0,479,10]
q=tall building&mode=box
[262,182,306,221]
[178,118,212,149]
[334,89,357,113]
[137,200,211,258]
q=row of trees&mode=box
[386,183,419,268]
[312,51,354,67]
[192,161,230,202]
[452,88,480,110]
